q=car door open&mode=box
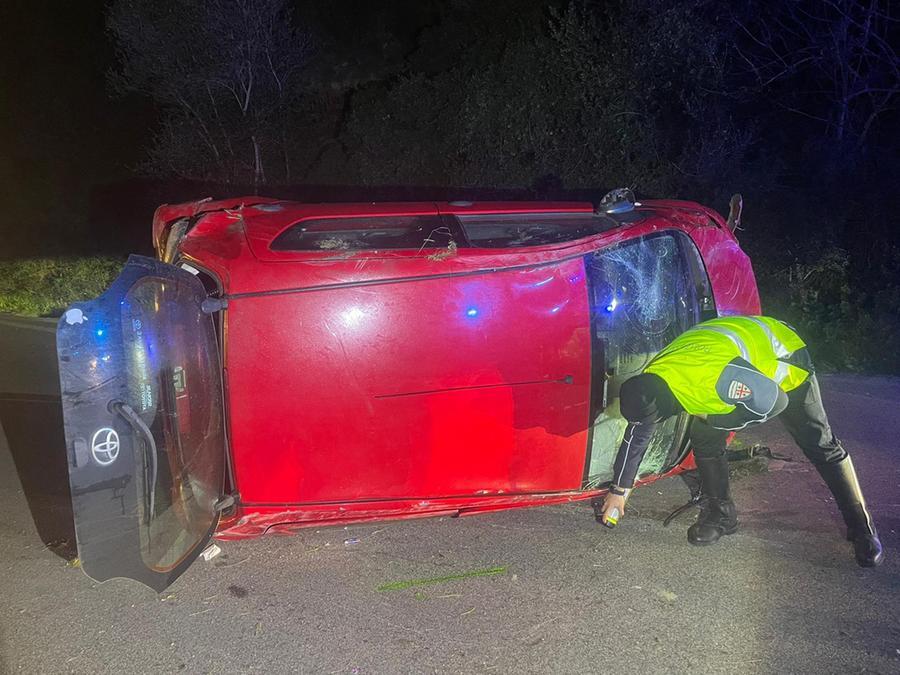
[57,255,225,591]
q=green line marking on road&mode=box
[377,566,508,592]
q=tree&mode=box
[341,1,749,196]
[731,0,899,150]
[107,0,311,187]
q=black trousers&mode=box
[691,374,848,465]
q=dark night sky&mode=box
[1,1,897,260]
[1,1,151,253]
[0,1,436,256]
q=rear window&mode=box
[122,276,224,572]
[456,213,617,248]
[271,215,453,251]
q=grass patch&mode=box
[0,257,126,317]
[376,566,508,592]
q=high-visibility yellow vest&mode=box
[643,316,810,415]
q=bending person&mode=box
[598,315,883,567]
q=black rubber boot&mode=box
[814,456,884,567]
[687,456,738,546]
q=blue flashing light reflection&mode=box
[96,328,105,337]
[465,307,479,318]
[605,298,618,312]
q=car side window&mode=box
[271,215,455,252]
[455,213,618,248]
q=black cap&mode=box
[619,373,678,423]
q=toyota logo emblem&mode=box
[91,427,120,466]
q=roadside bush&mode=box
[758,247,900,375]
[339,1,748,194]
[0,257,125,317]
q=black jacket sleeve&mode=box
[611,421,658,488]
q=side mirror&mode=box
[596,187,637,215]
[726,193,743,236]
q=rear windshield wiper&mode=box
[109,400,158,522]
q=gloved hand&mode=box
[600,486,632,528]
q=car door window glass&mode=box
[271,215,454,251]
[456,213,618,248]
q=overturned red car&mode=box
[57,189,759,590]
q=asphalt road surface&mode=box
[0,315,898,674]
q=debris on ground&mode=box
[727,443,794,465]
[655,589,678,603]
[728,456,770,479]
[200,543,222,562]
[680,444,796,481]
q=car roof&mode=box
[157,195,729,278]
[159,196,733,296]
[153,196,599,256]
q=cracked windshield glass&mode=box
[585,232,711,485]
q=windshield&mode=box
[584,231,713,485]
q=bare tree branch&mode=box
[729,0,899,146]
[107,0,311,184]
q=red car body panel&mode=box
[152,196,759,539]
[216,466,687,540]
[227,256,591,504]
